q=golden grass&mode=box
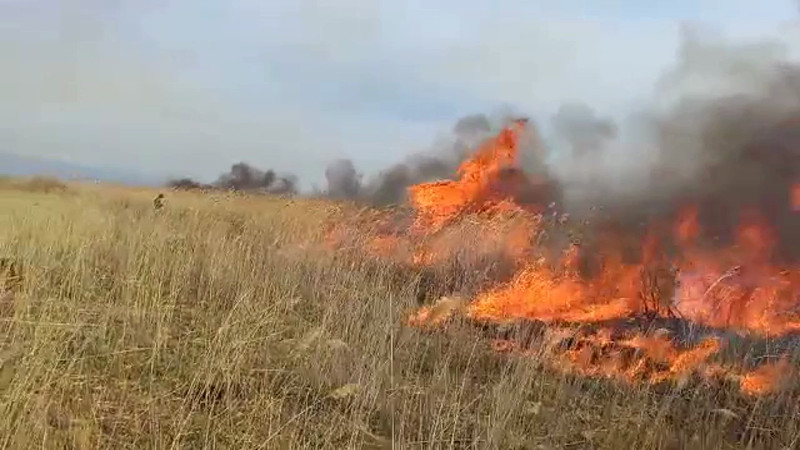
[0,183,798,449]
[0,176,70,195]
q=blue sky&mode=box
[1,0,799,186]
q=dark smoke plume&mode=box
[167,178,212,191]
[324,113,543,206]
[168,27,800,262]
[216,162,274,191]
[556,28,800,262]
[551,102,617,158]
[360,114,497,206]
[321,112,561,210]
[330,28,800,266]
[646,33,800,260]
[325,158,362,199]
[365,164,412,206]
[213,162,297,195]
[167,162,297,196]
[266,173,298,195]
[546,102,626,214]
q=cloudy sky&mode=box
[1,0,800,186]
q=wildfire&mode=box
[409,119,531,233]
[467,245,644,324]
[324,121,800,397]
[738,357,794,396]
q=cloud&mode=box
[1,0,799,186]
[0,0,455,184]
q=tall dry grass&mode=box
[0,184,798,449]
[0,176,70,195]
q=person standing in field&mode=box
[153,193,165,211]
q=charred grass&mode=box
[0,185,798,449]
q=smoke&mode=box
[361,114,500,206]
[453,113,491,136]
[551,103,617,159]
[364,164,412,206]
[325,159,362,200]
[168,162,297,195]
[316,27,800,263]
[644,32,800,260]
[266,173,299,195]
[322,113,548,206]
[168,25,800,263]
[545,28,800,261]
[167,178,212,191]
[544,102,623,209]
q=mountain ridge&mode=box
[0,153,163,186]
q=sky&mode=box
[1,0,800,187]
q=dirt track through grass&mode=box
[0,184,798,449]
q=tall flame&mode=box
[409,119,530,233]
[325,122,800,397]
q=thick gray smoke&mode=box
[169,162,297,195]
[546,103,621,207]
[363,113,498,206]
[216,162,275,191]
[323,113,502,206]
[167,178,212,191]
[169,26,800,263]
[321,111,562,208]
[325,27,800,263]
[551,103,617,159]
[553,28,800,261]
[646,33,800,260]
[324,159,361,200]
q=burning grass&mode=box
[1,167,800,448]
[323,121,800,447]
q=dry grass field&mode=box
[0,178,799,449]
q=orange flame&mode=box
[323,123,800,396]
[739,357,793,396]
[409,120,529,233]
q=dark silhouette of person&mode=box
[153,193,165,211]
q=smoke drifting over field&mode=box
[321,111,564,207]
[322,113,501,206]
[316,30,800,398]
[578,29,800,260]
[324,159,362,200]
[169,162,298,195]
[319,29,800,258]
[170,29,800,260]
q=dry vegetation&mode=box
[0,182,798,449]
[0,176,70,195]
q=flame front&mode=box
[409,119,533,233]
[324,122,800,397]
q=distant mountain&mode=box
[0,153,162,186]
